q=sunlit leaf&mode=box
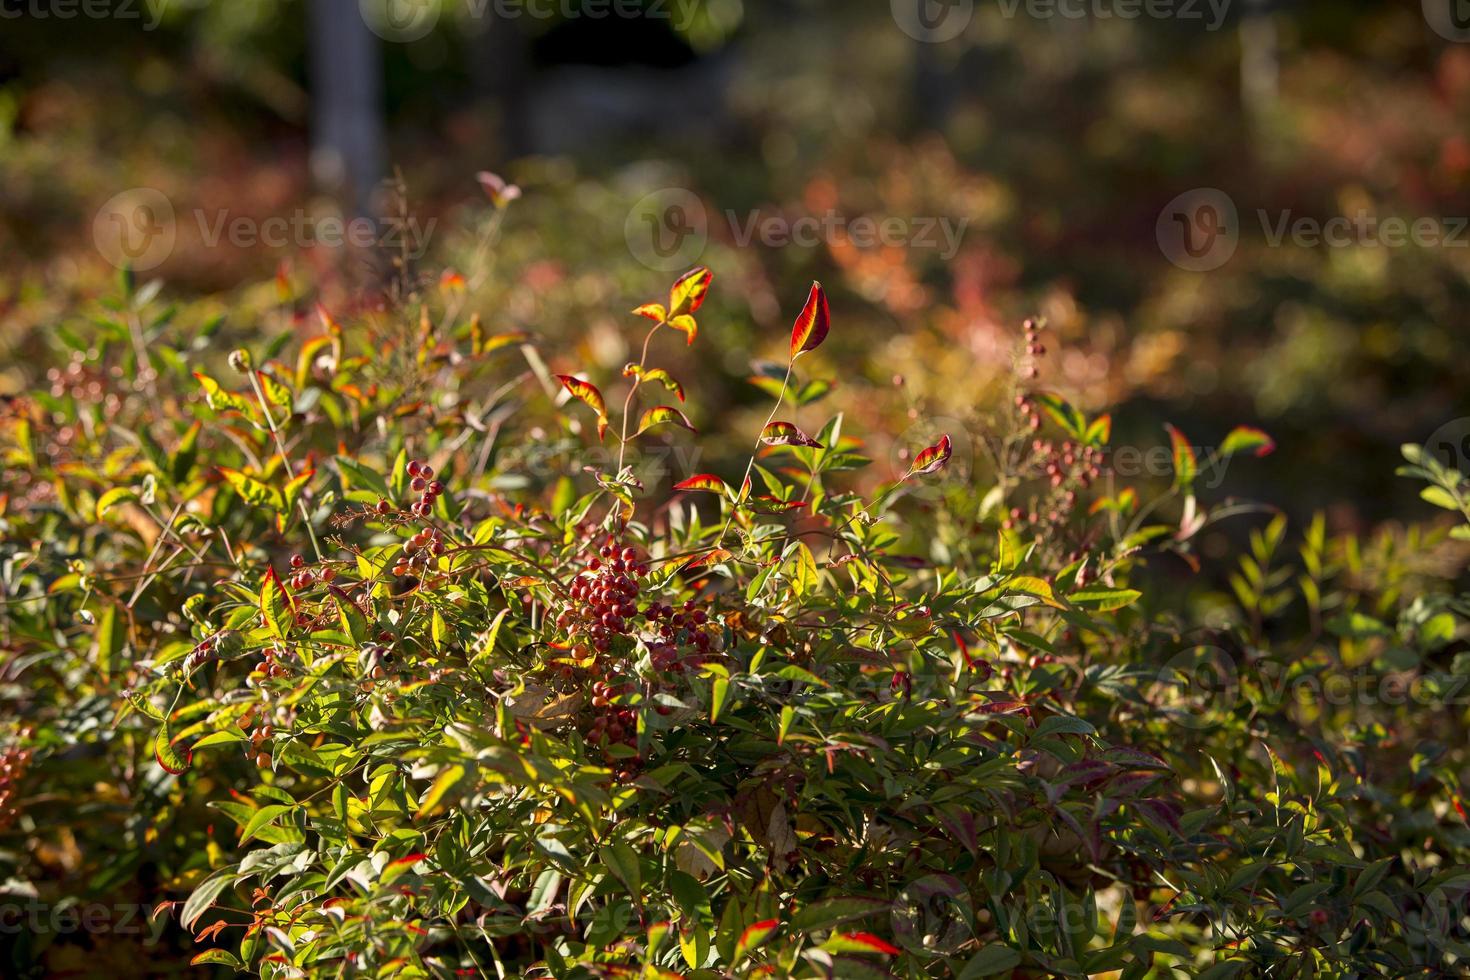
[906,433,952,478]
[632,302,668,323]
[556,374,610,441]
[635,405,696,437]
[761,421,822,448]
[1165,423,1198,491]
[674,474,730,495]
[668,266,713,318]
[789,281,830,358]
[1220,425,1275,458]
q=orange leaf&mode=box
[632,302,667,323]
[668,266,713,318]
[667,314,698,346]
[789,281,830,358]
[906,433,952,478]
[674,474,729,494]
[761,421,823,448]
[556,375,610,441]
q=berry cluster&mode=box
[1019,317,1045,381]
[405,459,444,517]
[246,644,296,687]
[237,707,278,769]
[1003,438,1108,533]
[645,598,714,672]
[587,679,635,738]
[556,540,649,653]
[393,526,445,577]
[0,736,33,830]
[287,553,335,591]
[357,643,396,681]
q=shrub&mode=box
[2,219,1469,977]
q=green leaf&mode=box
[1068,588,1142,611]
[416,764,466,819]
[959,945,1022,978]
[790,897,890,932]
[240,804,294,845]
[181,868,236,931]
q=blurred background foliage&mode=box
[2,0,1469,529]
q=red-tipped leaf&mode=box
[674,474,729,494]
[761,421,823,448]
[789,281,830,358]
[906,433,952,478]
[556,375,610,441]
[668,266,713,318]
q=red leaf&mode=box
[906,433,952,478]
[674,474,729,494]
[632,302,667,323]
[789,281,831,358]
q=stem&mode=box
[615,320,665,474]
[246,371,324,562]
[718,357,797,547]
